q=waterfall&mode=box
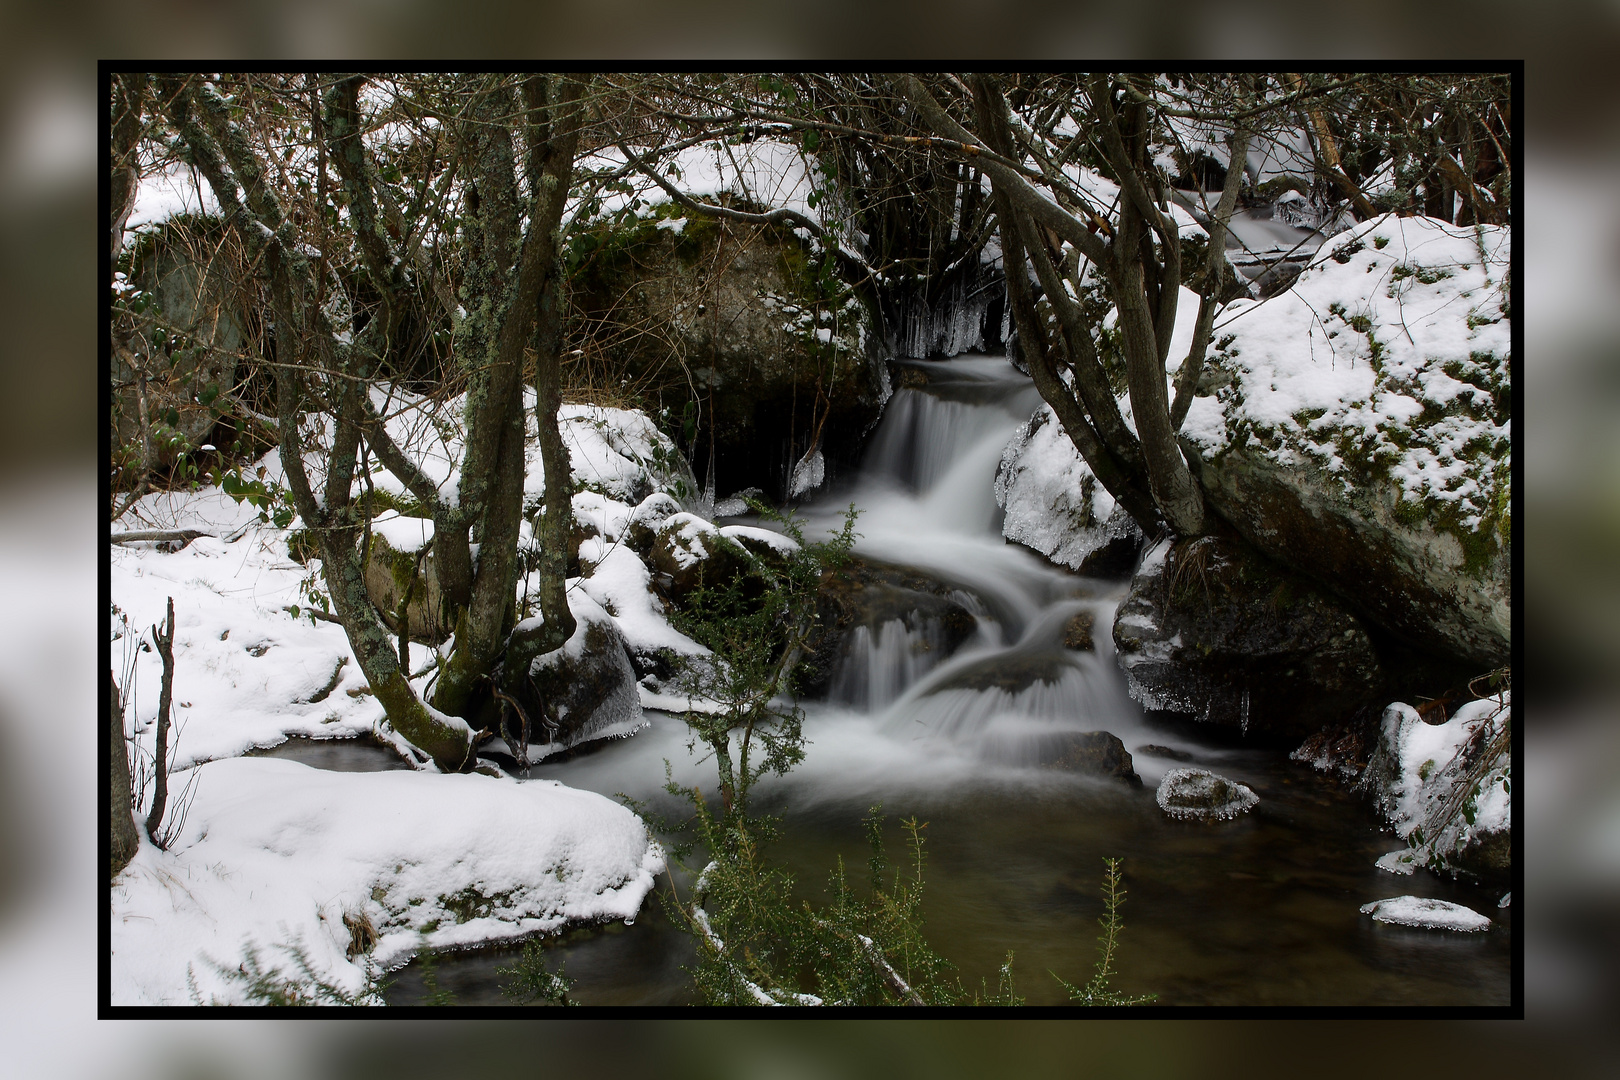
[799,353,1150,761]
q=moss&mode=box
[361,487,429,520]
[441,885,518,924]
[1390,263,1453,286]
[364,531,423,598]
[1331,239,1364,265]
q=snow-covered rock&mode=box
[1359,895,1491,932]
[110,756,665,1005]
[1185,214,1511,667]
[1156,767,1259,821]
[995,404,1143,576]
[517,590,646,751]
[1364,692,1511,880]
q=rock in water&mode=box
[1113,534,1387,739]
[1062,610,1095,651]
[519,594,643,749]
[1035,731,1142,786]
[1359,896,1491,932]
[1360,693,1511,881]
[1156,767,1259,821]
[1136,744,1193,762]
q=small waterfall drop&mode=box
[803,354,1150,765]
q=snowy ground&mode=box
[108,398,716,1006]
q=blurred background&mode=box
[3,1,1615,1073]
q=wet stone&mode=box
[1034,731,1142,786]
[1062,610,1095,652]
[1136,744,1193,762]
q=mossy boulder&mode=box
[113,215,252,462]
[569,204,888,499]
[647,512,757,605]
[1183,215,1511,667]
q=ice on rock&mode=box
[1156,767,1259,821]
[1359,895,1491,932]
[789,448,825,499]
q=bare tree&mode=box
[147,73,589,770]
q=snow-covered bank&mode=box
[111,757,664,1005]
[110,398,711,1005]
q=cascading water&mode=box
[804,355,1153,769]
[399,352,1511,1007]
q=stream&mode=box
[379,353,1509,1007]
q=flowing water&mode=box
[385,353,1511,1007]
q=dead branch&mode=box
[144,597,176,845]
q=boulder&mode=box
[995,405,1146,576]
[625,492,685,556]
[648,512,758,605]
[801,558,982,699]
[362,517,451,645]
[1182,216,1511,668]
[114,216,251,462]
[1156,768,1259,821]
[1033,731,1142,785]
[1135,744,1193,762]
[569,205,888,500]
[515,594,642,749]
[1112,534,1387,739]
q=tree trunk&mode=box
[109,670,140,879]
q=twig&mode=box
[810,918,925,1005]
[284,604,342,625]
[112,529,211,547]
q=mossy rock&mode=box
[362,531,451,646]
[568,207,886,498]
[1193,446,1509,667]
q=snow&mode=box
[996,406,1122,570]
[111,400,717,1004]
[111,504,388,769]
[1372,692,1511,849]
[1359,896,1491,932]
[111,757,664,1005]
[369,510,433,554]
[577,542,707,663]
[1195,215,1511,532]
[719,524,801,558]
[125,163,221,236]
